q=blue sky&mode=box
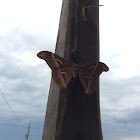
[0,0,140,140]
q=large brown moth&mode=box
[37,51,109,95]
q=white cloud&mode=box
[0,0,62,39]
[10,51,42,66]
[0,30,52,123]
[100,0,140,79]
[100,74,140,132]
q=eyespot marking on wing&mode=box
[61,72,68,75]
[55,59,63,64]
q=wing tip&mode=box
[37,51,52,59]
[37,51,46,59]
[99,62,109,72]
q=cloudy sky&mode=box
[0,0,140,140]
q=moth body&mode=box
[72,67,79,78]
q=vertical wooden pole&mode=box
[42,0,102,139]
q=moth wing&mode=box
[37,51,68,70]
[86,62,109,94]
[37,51,75,88]
[79,62,109,95]
[53,52,76,86]
[61,64,77,86]
[79,62,97,95]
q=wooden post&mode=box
[42,0,102,139]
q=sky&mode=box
[0,0,140,140]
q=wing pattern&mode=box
[37,51,109,95]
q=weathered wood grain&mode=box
[42,0,103,139]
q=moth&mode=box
[79,4,104,21]
[37,51,109,95]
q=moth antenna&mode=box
[61,72,68,75]
[55,59,62,64]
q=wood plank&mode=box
[42,0,103,139]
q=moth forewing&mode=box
[37,51,60,70]
[90,62,109,81]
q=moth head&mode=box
[73,67,79,78]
